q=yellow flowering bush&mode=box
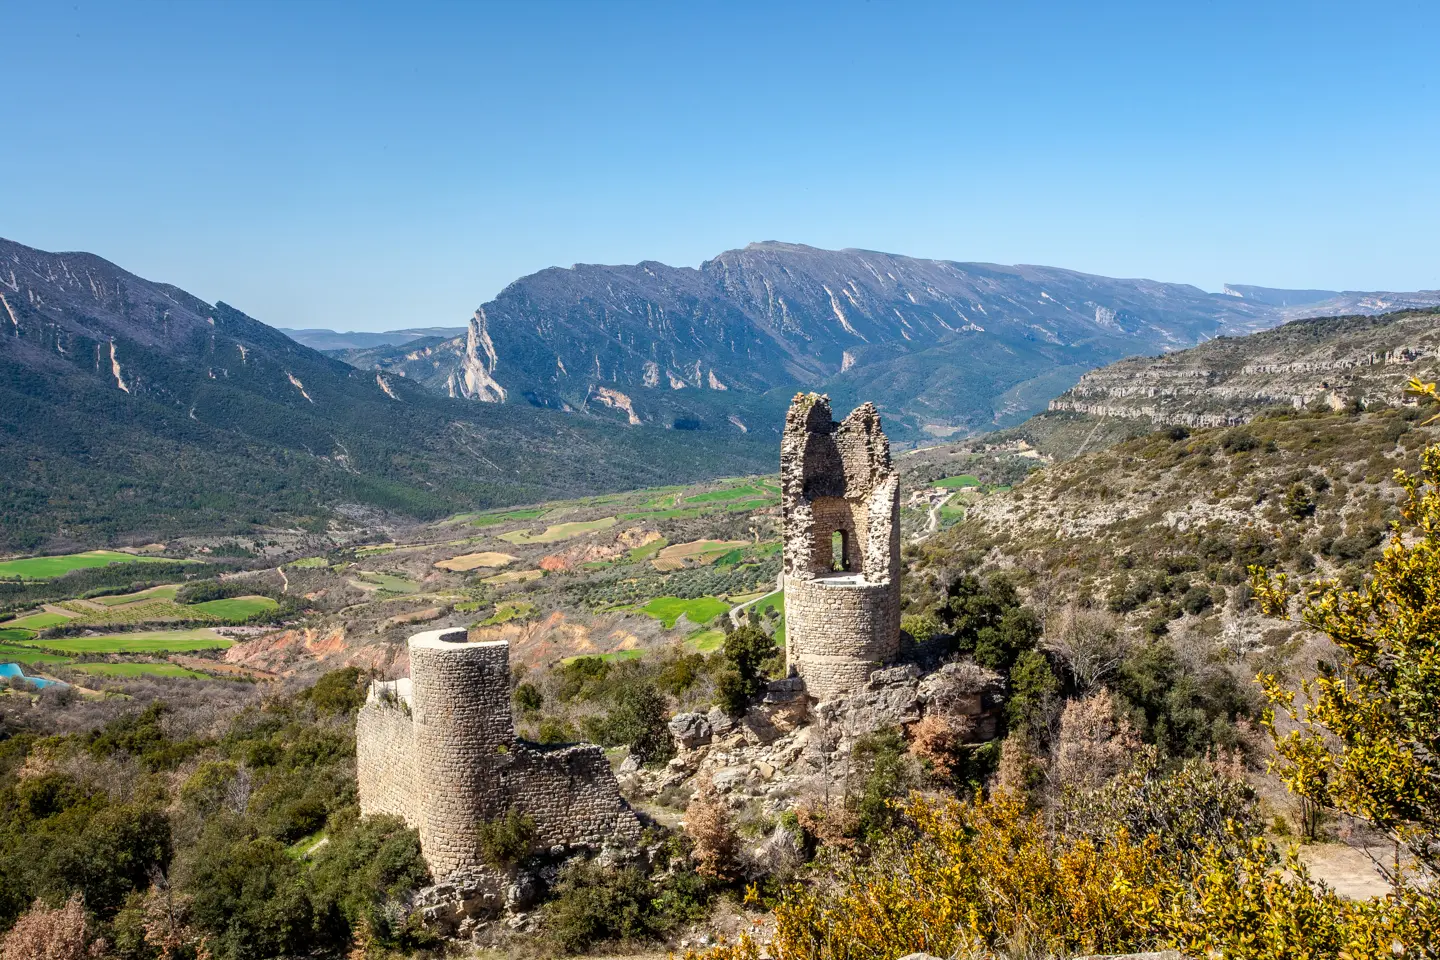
[695,792,1434,960]
[1253,442,1440,883]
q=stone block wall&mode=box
[356,628,641,878]
[506,744,642,849]
[785,575,901,700]
[355,696,418,824]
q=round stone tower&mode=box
[408,627,515,876]
[781,394,901,700]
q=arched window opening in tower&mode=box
[831,530,849,572]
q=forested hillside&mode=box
[0,240,773,552]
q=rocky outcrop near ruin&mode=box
[1045,309,1440,428]
[624,661,1002,817]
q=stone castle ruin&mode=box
[356,628,640,877]
[780,394,902,700]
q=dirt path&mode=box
[728,587,782,627]
[1298,843,1396,899]
[914,492,956,543]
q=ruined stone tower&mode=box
[356,628,640,877]
[780,394,901,700]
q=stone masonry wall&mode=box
[356,628,641,878]
[506,744,642,849]
[355,698,418,824]
[785,576,901,698]
[781,393,902,700]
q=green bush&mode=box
[476,807,536,867]
[1115,640,1256,757]
[181,831,321,960]
[308,667,367,715]
[714,625,776,716]
[850,729,918,840]
[542,859,710,954]
[514,681,544,713]
[1006,649,1061,734]
[310,814,434,950]
[583,680,674,765]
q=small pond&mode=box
[0,662,64,689]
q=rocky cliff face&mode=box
[332,242,1440,438]
[1045,309,1440,428]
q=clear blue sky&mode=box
[3,1,1437,331]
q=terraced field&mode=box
[56,597,199,626]
[469,507,546,528]
[481,569,544,586]
[434,552,518,572]
[1,611,76,630]
[38,629,231,654]
[479,600,538,626]
[349,572,419,594]
[0,644,71,664]
[189,596,278,619]
[94,584,180,605]
[651,539,748,571]
[640,596,730,629]
[934,474,982,489]
[499,517,618,545]
[684,483,773,504]
[0,550,181,580]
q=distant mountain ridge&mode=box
[279,327,467,351]
[323,242,1440,438]
[0,238,773,551]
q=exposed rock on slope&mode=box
[1046,309,1440,430]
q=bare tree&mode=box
[1043,605,1129,692]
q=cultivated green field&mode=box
[0,644,71,664]
[95,584,180,605]
[350,572,419,594]
[627,539,668,563]
[39,629,231,654]
[190,596,278,619]
[560,649,644,665]
[499,517,618,544]
[684,483,771,504]
[685,628,726,653]
[640,596,730,629]
[0,628,37,643]
[2,611,75,630]
[479,600,538,626]
[72,662,210,679]
[934,474,982,489]
[470,507,546,528]
[0,550,181,580]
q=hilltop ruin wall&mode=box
[356,628,640,877]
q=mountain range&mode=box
[321,242,1440,439]
[0,239,773,552]
[279,327,467,352]
[4,233,1438,551]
